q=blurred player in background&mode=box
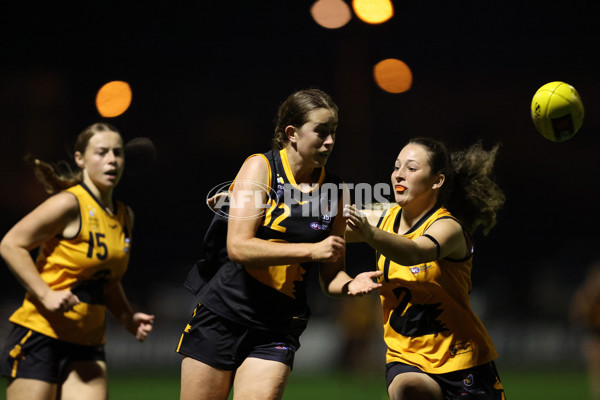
[177,88,382,400]
[345,137,506,400]
[570,262,600,400]
[0,122,154,400]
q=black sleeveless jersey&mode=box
[197,148,342,333]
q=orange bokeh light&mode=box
[311,0,352,29]
[95,81,132,118]
[373,59,413,94]
[352,0,393,24]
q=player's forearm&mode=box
[105,282,134,324]
[367,228,426,266]
[227,237,315,268]
[323,269,353,297]
[344,226,364,243]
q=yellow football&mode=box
[530,81,584,142]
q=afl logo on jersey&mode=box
[310,220,332,231]
[410,263,433,275]
[310,222,323,230]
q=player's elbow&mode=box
[227,238,249,265]
[0,235,16,261]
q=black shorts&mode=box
[1,324,105,383]
[176,304,300,371]
[386,360,506,400]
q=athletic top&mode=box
[376,204,498,373]
[9,183,132,346]
[197,148,342,333]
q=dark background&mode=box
[1,0,600,326]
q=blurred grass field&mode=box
[106,367,592,400]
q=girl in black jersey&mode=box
[177,89,382,400]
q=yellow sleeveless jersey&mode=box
[9,184,132,346]
[376,204,497,373]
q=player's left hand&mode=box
[126,312,155,342]
[347,270,383,296]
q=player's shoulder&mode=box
[47,191,80,213]
[242,152,270,170]
[427,213,464,237]
[30,190,80,224]
[234,152,271,186]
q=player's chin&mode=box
[106,174,123,185]
[314,154,329,166]
[98,176,121,189]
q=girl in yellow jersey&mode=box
[345,137,506,400]
[0,123,154,400]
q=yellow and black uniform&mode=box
[177,149,342,369]
[376,204,497,373]
[8,183,132,346]
[195,148,340,331]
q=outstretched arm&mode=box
[344,204,466,265]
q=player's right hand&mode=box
[39,289,81,313]
[312,235,345,263]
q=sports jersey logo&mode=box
[463,373,474,387]
[309,195,336,231]
[276,174,285,201]
[450,340,473,356]
[88,206,100,230]
[409,264,433,274]
[310,222,325,230]
[206,180,278,220]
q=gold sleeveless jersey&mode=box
[9,184,132,346]
[376,204,497,373]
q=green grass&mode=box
[500,370,592,400]
[106,368,593,400]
